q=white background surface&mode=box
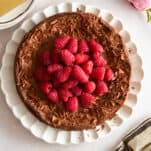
[0,0,151,151]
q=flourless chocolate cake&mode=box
[14,12,131,130]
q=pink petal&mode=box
[128,0,150,10]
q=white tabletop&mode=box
[0,0,151,151]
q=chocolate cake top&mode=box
[14,12,131,130]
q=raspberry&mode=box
[56,66,72,83]
[66,38,78,53]
[84,81,96,93]
[62,78,78,89]
[51,76,60,88]
[93,52,107,67]
[35,35,111,110]
[39,82,52,94]
[35,67,50,82]
[88,39,104,53]
[65,96,78,112]
[71,86,82,96]
[78,39,89,53]
[82,60,93,75]
[54,35,70,49]
[72,65,88,83]
[75,53,89,64]
[47,89,59,104]
[58,88,72,102]
[91,67,105,80]
[79,92,96,108]
[50,49,61,63]
[104,68,114,81]
[38,50,51,66]
[47,64,63,74]
[95,81,108,96]
[61,49,75,65]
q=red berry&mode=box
[35,67,50,82]
[58,88,72,102]
[50,49,61,63]
[47,89,59,104]
[82,60,93,75]
[47,64,63,74]
[39,82,52,94]
[51,76,60,88]
[65,97,78,112]
[105,68,114,81]
[66,38,78,53]
[91,67,105,80]
[93,52,107,67]
[79,92,96,108]
[38,50,51,66]
[56,66,72,83]
[88,39,104,53]
[71,86,82,96]
[95,81,108,96]
[61,49,75,65]
[72,65,88,83]
[84,81,96,93]
[78,39,89,53]
[54,35,70,49]
[62,78,78,89]
[75,53,89,64]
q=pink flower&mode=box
[128,0,151,10]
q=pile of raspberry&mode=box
[34,35,113,112]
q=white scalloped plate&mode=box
[0,2,143,144]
